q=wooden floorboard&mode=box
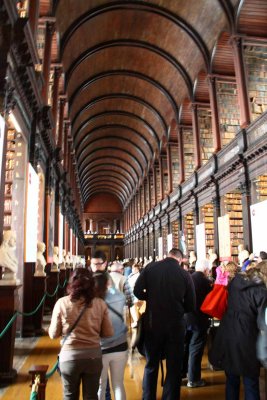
[0,333,266,399]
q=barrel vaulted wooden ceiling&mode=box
[42,0,267,208]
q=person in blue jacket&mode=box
[94,272,128,400]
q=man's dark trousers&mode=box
[142,320,185,400]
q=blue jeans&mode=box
[142,320,185,400]
[186,328,207,382]
[225,373,260,400]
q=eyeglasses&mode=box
[91,261,105,267]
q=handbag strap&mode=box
[61,303,87,348]
[107,303,124,322]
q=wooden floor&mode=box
[0,333,266,399]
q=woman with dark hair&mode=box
[209,261,267,400]
[94,272,128,400]
[49,268,113,400]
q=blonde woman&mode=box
[209,261,267,400]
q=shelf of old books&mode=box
[4,130,16,229]
[171,220,179,248]
[198,109,214,165]
[144,233,148,258]
[216,81,240,147]
[149,174,155,208]
[221,192,244,261]
[184,212,195,254]
[183,128,194,180]
[244,45,267,122]
[251,174,267,204]
[4,129,27,233]
[199,203,214,253]
[148,230,154,259]
[162,225,168,257]
[171,145,180,189]
[156,166,161,203]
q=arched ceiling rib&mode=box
[54,0,243,206]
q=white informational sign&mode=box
[0,115,5,188]
[218,214,231,261]
[250,200,267,255]
[70,228,73,256]
[58,211,64,263]
[196,223,206,260]
[158,236,163,260]
[24,163,39,262]
[167,233,173,253]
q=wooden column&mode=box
[41,21,55,104]
[208,76,221,152]
[230,36,250,128]
[191,104,201,169]
[178,126,185,184]
[167,143,173,194]
[28,0,40,39]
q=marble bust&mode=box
[66,251,73,269]
[0,230,18,283]
[208,248,218,269]
[51,246,59,272]
[35,241,47,277]
[59,248,66,270]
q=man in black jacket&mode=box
[134,248,196,400]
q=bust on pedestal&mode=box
[60,249,66,270]
[208,248,218,269]
[189,251,197,268]
[35,242,47,277]
[51,246,59,272]
[66,251,73,269]
[0,230,19,284]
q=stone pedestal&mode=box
[0,283,22,383]
[32,276,47,335]
[58,269,66,298]
[44,267,59,313]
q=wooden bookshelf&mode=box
[144,234,148,258]
[221,192,244,261]
[4,130,16,230]
[183,128,194,179]
[150,175,155,207]
[16,0,28,18]
[156,166,161,203]
[200,203,214,254]
[36,24,46,62]
[244,45,267,122]
[162,225,168,257]
[171,145,180,188]
[251,174,267,203]
[149,230,154,258]
[216,81,240,147]
[171,221,179,248]
[198,109,214,165]
[184,212,195,254]
[47,70,54,107]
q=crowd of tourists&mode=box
[48,248,267,400]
